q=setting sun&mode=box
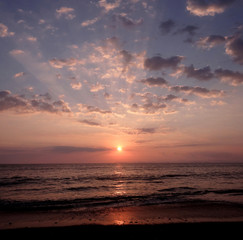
[117,146,122,152]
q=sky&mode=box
[0,0,243,163]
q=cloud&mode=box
[39,19,45,24]
[13,72,25,78]
[163,94,178,101]
[90,83,105,92]
[176,25,199,43]
[144,55,184,71]
[215,68,243,86]
[56,7,75,20]
[178,25,199,36]
[26,36,37,42]
[79,119,101,126]
[120,50,133,64]
[0,90,27,112]
[142,102,167,114]
[115,13,143,28]
[9,49,25,55]
[104,92,112,99]
[170,85,225,98]
[71,82,82,90]
[130,92,194,115]
[49,146,110,153]
[129,101,167,115]
[137,128,157,134]
[69,77,82,90]
[124,127,158,135]
[210,100,226,106]
[186,0,236,16]
[0,23,15,37]
[162,94,193,105]
[49,58,84,69]
[225,35,243,65]
[0,90,71,114]
[79,104,112,114]
[159,19,176,35]
[140,77,168,87]
[183,64,214,81]
[98,36,122,52]
[81,17,99,27]
[129,92,168,114]
[196,35,226,49]
[98,0,121,13]
[119,49,133,71]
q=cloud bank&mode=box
[144,56,184,70]
[0,90,71,114]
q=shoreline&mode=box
[1,222,243,239]
[1,201,243,230]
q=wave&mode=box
[1,171,241,188]
[95,174,191,182]
[1,187,242,211]
[158,187,243,197]
[0,176,43,187]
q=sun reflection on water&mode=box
[113,165,127,196]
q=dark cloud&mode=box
[130,103,139,111]
[178,25,199,36]
[140,77,168,87]
[0,90,11,98]
[186,0,236,16]
[129,99,167,114]
[81,104,112,114]
[225,35,243,65]
[170,85,224,98]
[0,90,71,113]
[215,68,243,86]
[115,13,143,28]
[48,146,111,153]
[163,94,179,101]
[159,19,176,35]
[0,90,28,112]
[101,36,122,50]
[120,49,133,72]
[137,128,157,134]
[183,64,214,81]
[120,50,133,64]
[40,92,52,101]
[196,35,226,49]
[79,119,101,126]
[142,102,167,114]
[104,92,112,99]
[160,94,193,105]
[176,25,199,43]
[144,56,184,71]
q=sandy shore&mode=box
[1,222,243,239]
[0,202,243,230]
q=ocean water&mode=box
[0,163,243,211]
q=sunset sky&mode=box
[0,0,243,163]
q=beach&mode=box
[1,164,243,238]
[1,202,243,238]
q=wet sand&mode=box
[0,202,243,238]
[1,222,243,239]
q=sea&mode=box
[0,163,243,211]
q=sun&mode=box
[117,146,122,152]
